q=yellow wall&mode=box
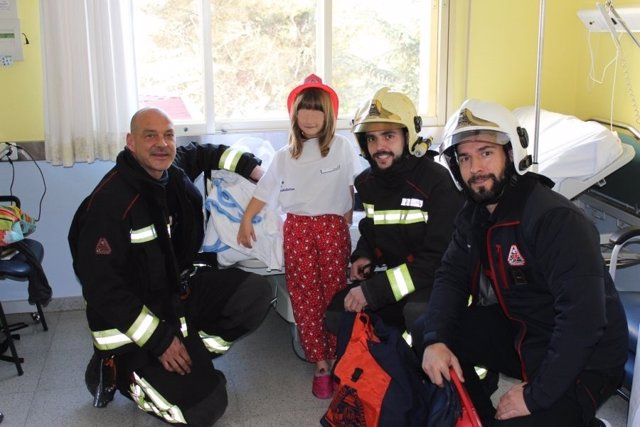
[457,0,640,127]
[0,0,43,142]
[573,0,640,126]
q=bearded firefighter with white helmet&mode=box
[415,99,627,427]
[325,87,463,334]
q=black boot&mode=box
[85,353,117,408]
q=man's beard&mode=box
[465,161,512,205]
[371,150,402,172]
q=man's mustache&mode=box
[373,150,394,159]
[468,174,496,185]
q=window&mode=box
[132,0,448,135]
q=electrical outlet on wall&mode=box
[0,143,19,161]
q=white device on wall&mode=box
[0,0,22,61]
[577,1,640,49]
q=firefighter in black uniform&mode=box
[68,107,272,426]
[417,99,627,427]
[326,88,464,333]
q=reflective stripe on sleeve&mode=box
[386,264,415,301]
[91,306,160,350]
[130,372,187,424]
[219,148,244,172]
[198,331,232,355]
[92,329,134,350]
[130,224,172,242]
[126,306,161,346]
[130,225,158,243]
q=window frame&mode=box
[144,0,450,136]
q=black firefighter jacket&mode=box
[421,172,628,413]
[353,154,464,310]
[68,142,261,357]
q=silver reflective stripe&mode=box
[219,148,243,172]
[130,225,157,243]
[198,331,231,354]
[386,264,415,301]
[402,331,412,346]
[130,371,187,424]
[180,317,188,337]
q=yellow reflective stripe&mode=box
[386,264,415,301]
[199,331,232,354]
[92,329,133,350]
[219,148,243,172]
[372,209,428,225]
[93,313,184,351]
[126,306,160,346]
[363,205,428,225]
[363,203,375,217]
[130,372,187,424]
[130,225,157,243]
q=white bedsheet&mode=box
[514,106,623,183]
[513,106,633,200]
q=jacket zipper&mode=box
[486,221,529,382]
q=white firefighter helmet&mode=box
[352,87,430,158]
[439,99,531,189]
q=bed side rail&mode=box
[589,118,640,142]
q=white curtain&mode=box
[40,0,137,166]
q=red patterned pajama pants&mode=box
[283,213,351,363]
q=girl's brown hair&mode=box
[288,88,337,159]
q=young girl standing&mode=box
[237,74,360,399]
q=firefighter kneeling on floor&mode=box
[68,107,272,426]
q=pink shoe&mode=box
[312,373,333,399]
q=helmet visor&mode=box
[441,129,510,155]
[353,121,405,134]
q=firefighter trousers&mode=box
[115,268,271,426]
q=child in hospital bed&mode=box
[237,74,361,399]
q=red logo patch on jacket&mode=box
[95,237,112,255]
[507,244,525,266]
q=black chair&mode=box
[607,226,640,400]
[0,195,49,376]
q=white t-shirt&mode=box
[253,134,362,216]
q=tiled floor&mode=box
[0,307,631,427]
